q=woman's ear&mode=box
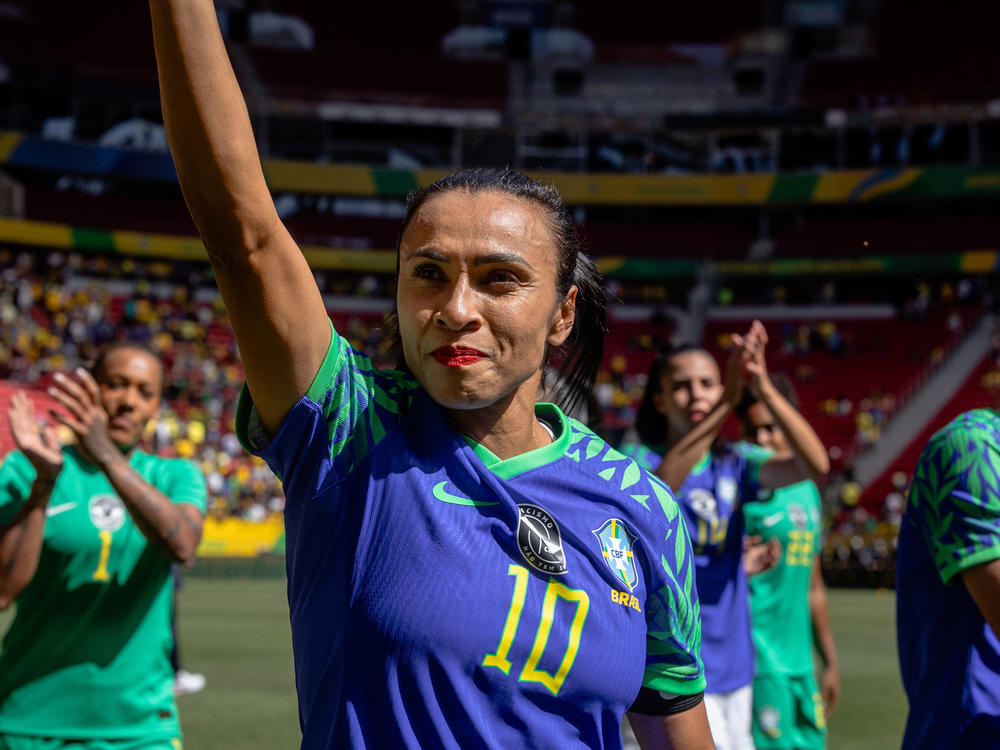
[548,285,577,347]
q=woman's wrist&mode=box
[753,375,777,401]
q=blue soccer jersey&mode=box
[897,409,1000,749]
[236,324,704,750]
[622,440,769,694]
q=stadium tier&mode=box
[861,354,1000,508]
[702,304,981,477]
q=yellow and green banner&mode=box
[0,215,994,278]
[5,130,1000,205]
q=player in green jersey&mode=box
[0,341,207,750]
[737,377,839,750]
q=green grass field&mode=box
[1,582,905,749]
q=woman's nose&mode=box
[435,277,480,331]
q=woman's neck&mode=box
[445,394,550,460]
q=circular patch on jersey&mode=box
[687,488,718,521]
[759,705,782,738]
[788,503,808,529]
[88,494,126,532]
[517,504,568,575]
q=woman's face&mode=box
[396,189,576,415]
[742,401,788,453]
[655,350,723,436]
[97,347,162,450]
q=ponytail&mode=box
[550,251,607,417]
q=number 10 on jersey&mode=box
[482,564,590,696]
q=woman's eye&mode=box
[413,264,443,280]
[485,269,520,285]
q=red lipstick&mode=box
[433,346,487,367]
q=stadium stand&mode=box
[860,353,1000,519]
[701,302,982,470]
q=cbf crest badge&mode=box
[593,519,639,591]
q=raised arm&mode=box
[150,0,330,433]
[0,393,62,609]
[743,322,830,488]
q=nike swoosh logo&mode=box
[432,481,499,507]
[45,502,77,518]
[762,512,784,527]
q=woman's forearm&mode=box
[655,400,731,490]
[0,478,55,609]
[758,379,830,479]
[96,451,202,565]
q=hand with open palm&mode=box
[8,392,63,484]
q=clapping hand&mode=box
[46,369,117,466]
[730,320,771,396]
[7,392,64,483]
[723,319,767,405]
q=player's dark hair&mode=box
[734,371,799,418]
[383,167,607,415]
[634,343,710,447]
[90,340,164,396]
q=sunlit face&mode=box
[654,350,723,436]
[742,401,788,453]
[97,347,162,450]
[396,190,576,414]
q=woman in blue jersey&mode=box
[622,328,829,750]
[150,2,714,748]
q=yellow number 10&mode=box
[482,565,590,696]
[92,530,113,581]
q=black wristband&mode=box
[628,687,705,716]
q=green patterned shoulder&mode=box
[565,419,679,525]
[910,408,1000,581]
[565,420,705,694]
[913,408,1000,510]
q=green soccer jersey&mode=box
[742,478,822,676]
[0,445,206,741]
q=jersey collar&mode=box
[462,402,571,479]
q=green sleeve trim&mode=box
[305,319,343,405]
[735,440,772,487]
[235,319,338,454]
[642,672,707,696]
[939,544,1000,585]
